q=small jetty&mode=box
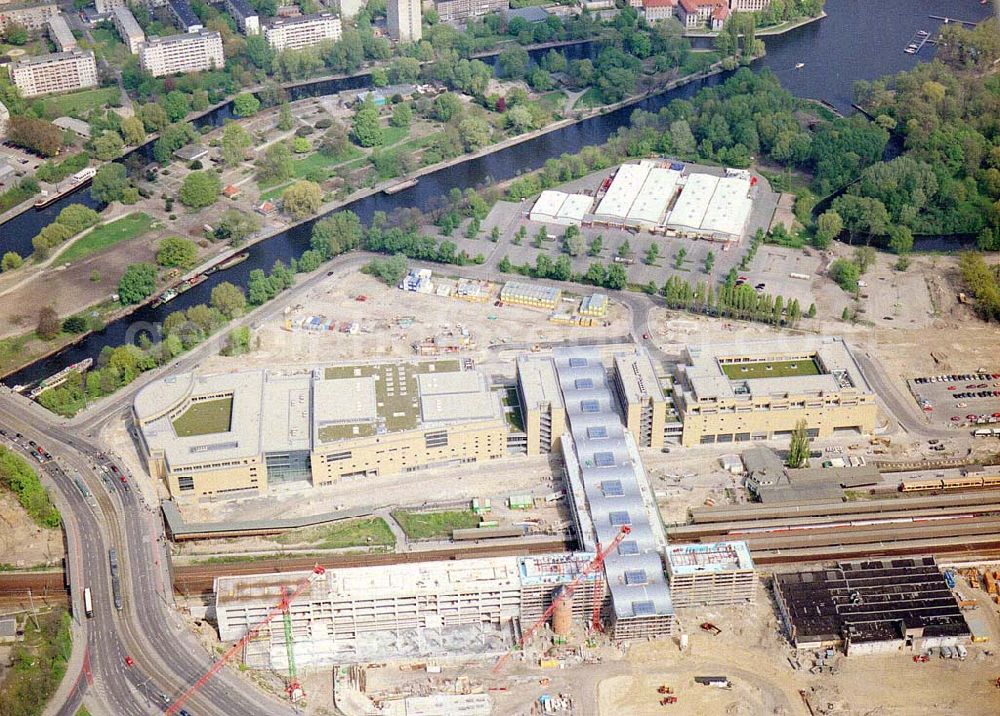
[383,178,418,195]
[904,29,930,55]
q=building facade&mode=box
[223,0,260,35]
[94,0,126,13]
[111,4,145,54]
[10,50,97,97]
[677,0,728,29]
[665,542,755,607]
[612,351,668,450]
[167,0,202,32]
[139,31,224,77]
[516,356,566,456]
[672,337,878,447]
[387,0,421,42]
[47,13,76,51]
[434,0,506,25]
[263,12,341,51]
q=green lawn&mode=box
[273,517,395,549]
[381,124,409,147]
[574,87,605,110]
[171,397,234,437]
[528,91,566,116]
[42,87,120,119]
[258,146,364,198]
[721,359,822,380]
[391,509,481,540]
[59,213,157,263]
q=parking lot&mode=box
[907,372,1000,429]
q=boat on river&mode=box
[33,167,97,209]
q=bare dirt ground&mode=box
[0,491,63,568]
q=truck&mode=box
[83,587,93,618]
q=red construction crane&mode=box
[164,565,326,716]
[492,526,631,674]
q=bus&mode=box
[83,587,93,618]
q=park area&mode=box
[171,397,234,437]
[58,213,158,264]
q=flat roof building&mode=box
[593,161,682,231]
[666,171,753,241]
[387,0,421,42]
[10,50,97,97]
[516,355,566,456]
[167,0,202,32]
[500,281,561,310]
[139,30,224,77]
[263,12,341,51]
[612,350,668,450]
[223,0,260,35]
[579,293,608,317]
[774,557,971,655]
[52,116,91,138]
[110,4,145,53]
[0,2,57,31]
[528,190,594,226]
[665,541,755,608]
[134,359,507,498]
[47,13,76,51]
[672,336,878,447]
[435,0,507,24]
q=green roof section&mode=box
[720,358,822,381]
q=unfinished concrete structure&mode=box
[664,541,755,608]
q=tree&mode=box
[828,258,861,292]
[281,180,322,220]
[62,315,87,333]
[1,252,23,271]
[588,236,603,256]
[498,255,512,273]
[210,281,247,318]
[117,263,157,304]
[564,229,585,257]
[390,103,412,128]
[220,122,253,166]
[121,116,146,146]
[319,123,349,157]
[179,171,221,209]
[93,131,124,161]
[215,209,261,245]
[352,97,383,147]
[7,116,62,158]
[163,91,191,122]
[807,302,817,318]
[605,263,628,290]
[223,326,253,356]
[498,46,530,78]
[292,136,310,153]
[674,246,687,269]
[233,93,261,117]
[156,237,198,269]
[704,250,715,273]
[842,305,852,321]
[645,242,660,265]
[457,117,490,152]
[3,21,28,45]
[153,123,197,163]
[277,102,294,130]
[138,103,169,132]
[669,120,696,156]
[310,210,362,258]
[91,163,129,204]
[887,225,914,255]
[853,246,877,274]
[36,306,60,340]
[814,210,843,249]
[433,93,462,122]
[787,420,810,468]
[364,254,408,285]
[256,141,293,183]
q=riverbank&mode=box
[683,12,827,39]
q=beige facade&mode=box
[139,30,224,77]
[387,0,421,42]
[94,0,127,13]
[10,50,97,98]
[516,356,566,456]
[434,0,506,25]
[612,351,667,450]
[672,337,878,448]
[0,3,57,31]
[263,12,341,51]
[111,5,144,54]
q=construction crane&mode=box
[281,585,302,702]
[164,565,326,716]
[492,526,631,674]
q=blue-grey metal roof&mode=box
[168,0,202,29]
[225,0,256,20]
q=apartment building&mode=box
[263,12,341,51]
[139,30,224,77]
[387,0,421,42]
[134,360,508,499]
[110,4,145,54]
[167,0,202,32]
[516,355,566,456]
[0,2,57,31]
[10,50,97,97]
[671,337,878,447]
[434,0,506,25]
[677,0,728,29]
[223,0,260,35]
[612,351,668,450]
[46,13,76,51]
[729,0,770,11]
[94,0,126,13]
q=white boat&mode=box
[794,63,805,69]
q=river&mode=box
[3,0,993,386]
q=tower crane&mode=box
[492,526,631,674]
[164,565,326,716]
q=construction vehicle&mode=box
[163,566,326,716]
[700,622,722,636]
[492,526,632,674]
[660,696,678,705]
[913,654,929,663]
[657,685,674,694]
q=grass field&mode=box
[273,517,395,549]
[528,91,566,116]
[59,213,157,263]
[172,397,234,437]
[0,609,71,716]
[721,359,821,380]
[42,87,120,119]
[391,510,480,540]
[574,87,605,110]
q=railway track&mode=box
[0,571,69,607]
[172,539,573,595]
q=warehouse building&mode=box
[499,281,561,310]
[134,360,507,498]
[579,293,608,317]
[555,348,677,642]
[593,160,682,231]
[139,31,224,77]
[672,336,878,447]
[216,552,601,668]
[47,14,76,51]
[263,12,342,51]
[666,171,754,241]
[774,557,971,654]
[529,190,594,226]
[111,5,145,53]
[665,541,755,608]
[10,50,97,97]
